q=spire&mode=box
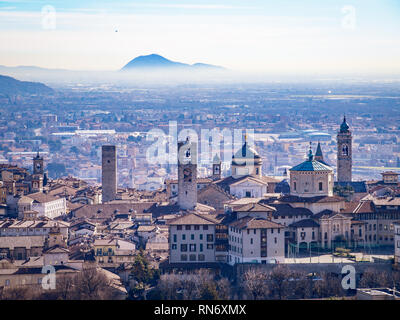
[307,142,313,161]
[314,142,324,162]
[340,115,350,133]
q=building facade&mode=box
[102,145,117,203]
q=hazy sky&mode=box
[1,0,400,75]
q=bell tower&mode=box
[337,116,352,182]
[177,137,197,211]
[33,151,44,175]
[212,153,221,181]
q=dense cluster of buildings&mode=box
[0,115,400,295]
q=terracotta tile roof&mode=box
[27,192,61,203]
[234,202,276,213]
[229,217,284,230]
[168,213,218,225]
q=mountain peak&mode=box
[121,54,224,71]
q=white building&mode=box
[228,217,285,265]
[168,213,219,264]
[18,193,67,219]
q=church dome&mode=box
[232,141,262,166]
[340,116,350,133]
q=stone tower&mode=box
[337,116,352,182]
[32,151,44,193]
[33,151,44,175]
[102,145,117,203]
[178,137,197,211]
[212,153,221,181]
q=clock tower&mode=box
[177,137,197,211]
[32,151,44,192]
[337,116,352,182]
[33,151,44,175]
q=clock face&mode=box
[36,163,41,169]
[183,168,192,181]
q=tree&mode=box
[73,267,118,300]
[128,251,160,300]
[359,268,391,289]
[242,268,269,300]
[314,272,343,298]
[268,265,292,299]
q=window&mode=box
[274,237,277,244]
[207,244,214,250]
[294,182,296,191]
[185,225,191,231]
[194,225,200,230]
[189,254,196,261]
[319,182,323,191]
[250,238,253,245]
[181,254,187,261]
[177,225,182,231]
[172,244,177,250]
[181,244,187,252]
[200,243,203,252]
[182,234,186,240]
[198,254,205,261]
[203,225,208,230]
[199,234,203,240]
[245,191,251,197]
[173,234,177,242]
[207,234,213,242]
[191,234,194,240]
[5,279,10,286]
[189,244,196,252]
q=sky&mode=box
[0,0,400,75]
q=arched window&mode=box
[342,145,349,156]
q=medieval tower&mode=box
[32,151,44,192]
[337,116,352,182]
[178,137,197,211]
[33,151,44,175]
[102,145,117,202]
[212,153,221,181]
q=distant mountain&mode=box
[121,54,224,71]
[0,74,53,96]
